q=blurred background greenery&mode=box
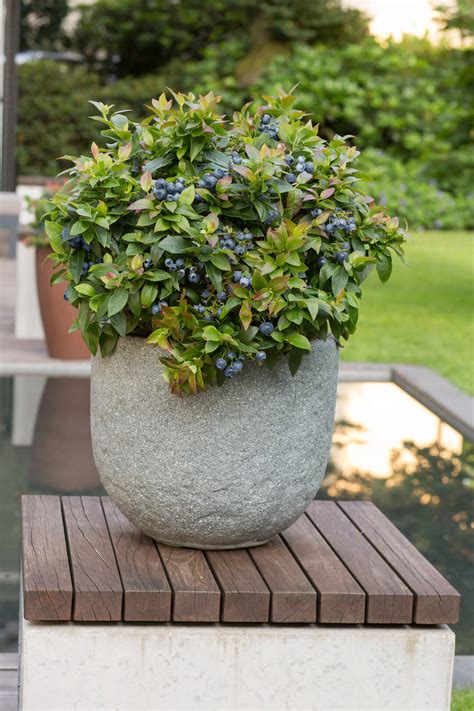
[17,0,473,231]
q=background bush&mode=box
[17,2,473,230]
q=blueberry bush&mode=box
[45,90,407,394]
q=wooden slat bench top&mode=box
[21,495,460,625]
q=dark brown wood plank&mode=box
[62,496,123,621]
[157,544,220,622]
[101,499,172,622]
[248,536,317,623]
[306,501,413,623]
[21,495,73,621]
[339,501,461,624]
[281,515,365,623]
[206,549,270,622]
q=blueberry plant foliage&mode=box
[45,90,408,394]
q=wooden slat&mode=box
[62,496,123,621]
[339,501,461,624]
[21,495,72,621]
[157,544,220,622]
[248,537,317,623]
[206,549,270,622]
[281,515,365,623]
[101,499,172,622]
[306,501,413,623]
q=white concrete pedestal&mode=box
[19,620,454,710]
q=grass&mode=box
[452,689,474,711]
[341,231,474,395]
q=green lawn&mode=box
[342,232,474,395]
[452,689,474,711]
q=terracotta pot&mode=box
[30,378,100,491]
[35,246,90,359]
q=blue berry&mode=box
[216,307,222,317]
[285,155,294,166]
[164,258,175,269]
[151,303,161,315]
[201,290,210,300]
[240,276,251,288]
[215,358,227,370]
[177,269,186,278]
[304,162,314,173]
[63,290,69,301]
[259,322,274,336]
[195,304,205,314]
[335,251,348,264]
[175,258,185,267]
[166,194,175,202]
[255,351,266,361]
[286,173,297,183]
[296,163,305,173]
[234,244,246,255]
[316,256,327,268]
[188,272,200,284]
[231,154,242,165]
[311,208,322,218]
[154,188,166,200]
[204,174,217,189]
[227,350,236,359]
[233,360,243,372]
[224,365,236,378]
[341,242,351,251]
[217,291,227,302]
[297,156,305,164]
[232,271,243,281]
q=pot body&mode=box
[35,247,90,359]
[91,336,339,549]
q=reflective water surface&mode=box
[0,377,472,652]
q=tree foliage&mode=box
[20,0,69,51]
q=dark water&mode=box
[0,377,472,653]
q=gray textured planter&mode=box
[91,335,339,549]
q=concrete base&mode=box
[20,621,455,710]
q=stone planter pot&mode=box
[91,335,339,549]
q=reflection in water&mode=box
[323,396,474,654]
[334,383,463,478]
[30,378,99,491]
[0,377,472,653]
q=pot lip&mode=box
[111,333,340,348]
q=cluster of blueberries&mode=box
[151,300,168,315]
[317,209,357,236]
[285,155,315,184]
[219,229,253,256]
[215,342,267,379]
[153,177,186,202]
[61,227,91,252]
[258,114,279,140]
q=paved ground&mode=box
[0,654,17,711]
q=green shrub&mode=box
[17,61,102,176]
[45,90,407,394]
[358,150,474,230]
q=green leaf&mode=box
[128,290,142,317]
[78,300,90,332]
[107,287,129,316]
[140,283,158,307]
[305,298,319,321]
[82,321,99,355]
[69,250,85,283]
[205,263,222,292]
[158,235,191,254]
[210,253,231,271]
[239,300,252,330]
[144,154,173,173]
[285,332,312,350]
[376,253,393,283]
[179,186,195,205]
[190,136,206,161]
[74,283,95,297]
[70,221,87,235]
[331,266,349,294]
[110,310,127,337]
[288,347,304,376]
[99,330,118,357]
